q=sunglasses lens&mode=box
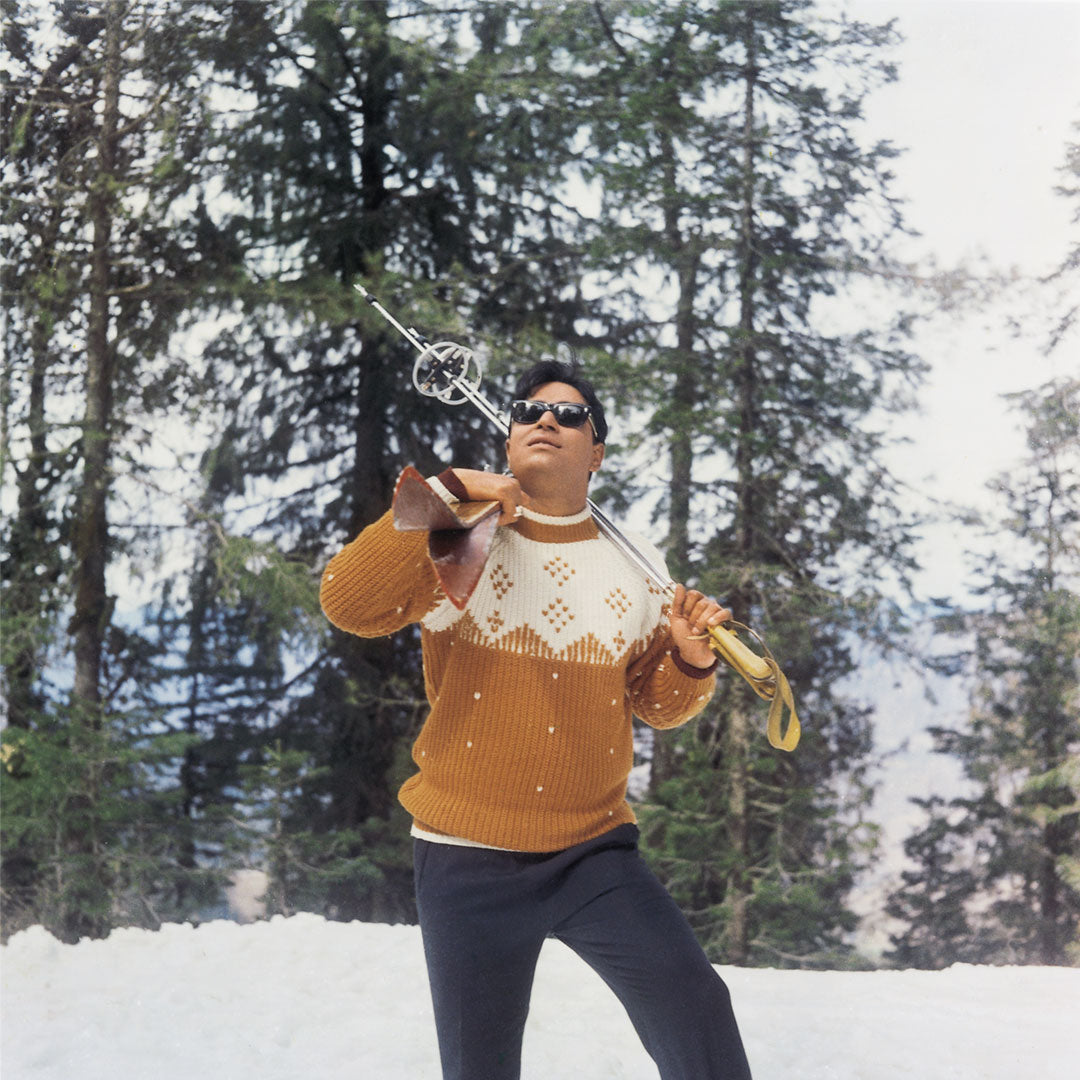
[511,401,543,424]
[511,400,590,428]
[553,404,589,427]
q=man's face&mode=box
[505,381,605,493]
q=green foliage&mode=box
[888,378,1080,967]
[12,0,1052,967]
[168,0,512,930]
[157,0,627,934]
[0,0,906,953]
[639,703,876,968]
[547,0,919,964]
[2,0,258,937]
[0,709,219,943]
[209,531,326,650]
[884,796,984,969]
[1046,124,1079,353]
[1,0,907,953]
[231,739,417,924]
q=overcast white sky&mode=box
[853,0,1078,563]
[840,0,1078,945]
[861,0,1078,269]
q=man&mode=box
[320,360,753,1079]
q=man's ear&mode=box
[590,442,605,472]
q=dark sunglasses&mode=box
[509,399,598,437]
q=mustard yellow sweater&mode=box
[319,476,717,852]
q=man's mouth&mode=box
[526,434,560,448]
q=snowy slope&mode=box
[2,915,1077,1079]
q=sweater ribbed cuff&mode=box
[436,468,470,501]
[672,647,719,678]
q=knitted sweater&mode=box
[319,475,717,852]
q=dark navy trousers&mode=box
[414,824,752,1080]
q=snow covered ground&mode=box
[2,915,1077,1079]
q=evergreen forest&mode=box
[2,0,1077,969]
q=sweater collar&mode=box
[511,505,599,543]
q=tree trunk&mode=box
[726,17,760,966]
[354,0,393,270]
[649,112,703,795]
[327,0,401,839]
[70,0,121,717]
[5,245,56,728]
[57,0,122,942]
[660,118,701,586]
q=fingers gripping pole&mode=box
[590,499,799,748]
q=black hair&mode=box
[512,359,608,444]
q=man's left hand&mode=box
[668,584,731,668]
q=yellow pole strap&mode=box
[705,621,801,752]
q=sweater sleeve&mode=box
[616,531,719,729]
[626,626,718,730]
[320,509,442,638]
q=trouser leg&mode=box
[414,826,752,1080]
[551,833,753,1080]
[414,840,545,1080]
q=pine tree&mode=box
[1046,122,1079,353]
[883,796,982,968]
[1,0,245,939]
[889,378,1080,966]
[530,0,920,966]
[1,1,81,734]
[168,0,603,921]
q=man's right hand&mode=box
[449,469,532,525]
